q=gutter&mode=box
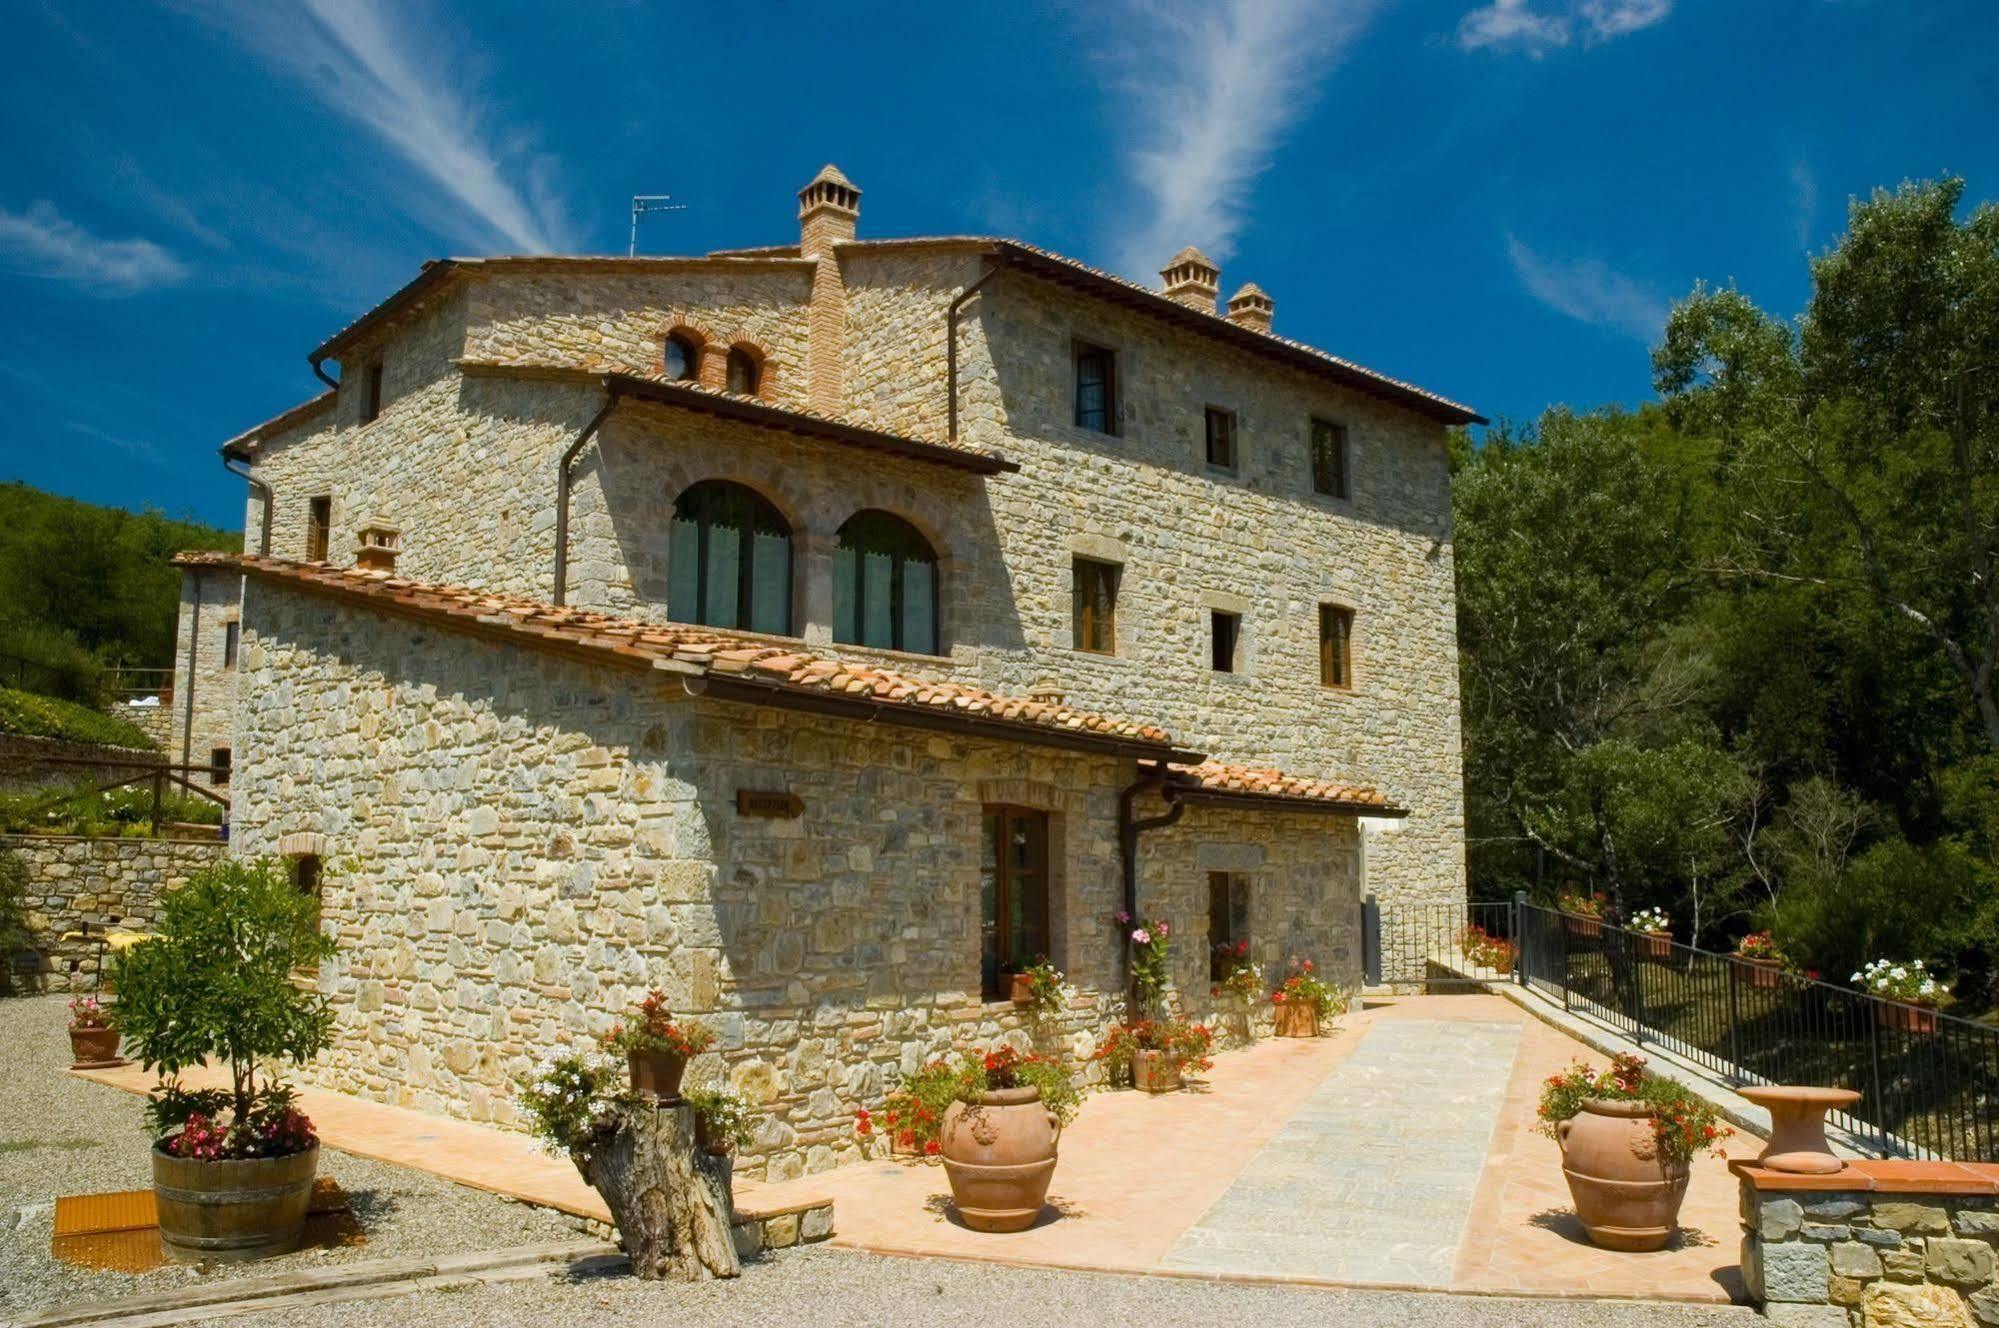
[946,261,1002,442]
[223,451,273,556]
[552,386,623,606]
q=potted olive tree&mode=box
[114,858,335,1263]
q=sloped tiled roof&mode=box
[219,390,337,457]
[174,553,1189,760]
[1167,761,1403,815]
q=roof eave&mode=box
[1169,784,1409,818]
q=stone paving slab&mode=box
[1160,1017,1521,1286]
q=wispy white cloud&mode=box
[1506,235,1668,342]
[1107,0,1382,278]
[0,201,185,294]
[1789,157,1818,252]
[64,418,165,464]
[194,0,572,253]
[1457,0,1670,56]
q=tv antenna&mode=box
[629,195,688,256]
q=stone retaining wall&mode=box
[1,833,224,991]
[0,732,161,793]
[1738,1159,1999,1325]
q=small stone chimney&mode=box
[798,164,861,257]
[1160,246,1220,313]
[353,522,401,573]
[1027,677,1067,707]
[1226,282,1275,334]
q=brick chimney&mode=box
[353,522,401,573]
[798,163,861,257]
[1160,246,1220,313]
[1226,282,1274,334]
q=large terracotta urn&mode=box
[153,1143,320,1263]
[1273,1001,1318,1039]
[939,1086,1060,1233]
[1558,1099,1689,1252]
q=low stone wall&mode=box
[1738,1159,1999,1325]
[1,834,224,992]
[0,732,161,793]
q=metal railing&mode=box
[1514,901,1999,1161]
[104,666,174,704]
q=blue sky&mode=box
[1,0,1993,527]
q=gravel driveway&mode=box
[0,994,577,1319]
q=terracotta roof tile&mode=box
[1167,761,1402,814]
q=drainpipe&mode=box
[552,386,621,606]
[223,453,273,555]
[309,355,339,392]
[179,571,202,771]
[945,261,1001,442]
[1117,767,1185,1007]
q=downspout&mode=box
[223,453,273,555]
[552,386,621,606]
[1117,767,1185,1006]
[180,571,202,771]
[945,261,1002,442]
[309,355,339,392]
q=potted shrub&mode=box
[1539,1053,1731,1251]
[113,858,335,1263]
[1119,912,1174,1018]
[860,1058,962,1157]
[603,991,715,1102]
[1212,946,1262,1041]
[1732,931,1785,989]
[1558,891,1606,939]
[685,1086,757,1157]
[66,995,122,1067]
[936,1045,1079,1232]
[1854,959,1944,1034]
[1629,908,1672,960]
[1015,957,1072,1016]
[1093,1018,1214,1093]
[1270,958,1345,1037]
[1460,924,1517,975]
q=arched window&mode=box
[668,481,793,635]
[833,511,939,654]
[725,346,761,396]
[663,332,700,381]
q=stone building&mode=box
[180,166,1482,1179]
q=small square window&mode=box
[1074,342,1118,434]
[361,361,385,424]
[1205,407,1237,470]
[1311,418,1349,499]
[1319,604,1354,688]
[223,621,240,670]
[1072,557,1120,655]
[209,747,231,786]
[1210,610,1240,673]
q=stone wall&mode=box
[1739,1162,1999,1325]
[2,833,224,991]
[0,733,160,793]
[167,565,241,777]
[232,579,1367,1180]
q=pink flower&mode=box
[1157,921,1171,937]
[1132,928,1152,946]
[1114,911,1131,925]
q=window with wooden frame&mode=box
[1071,557,1120,655]
[1311,417,1349,499]
[291,853,323,931]
[1210,610,1241,673]
[361,361,385,424]
[1205,406,1237,470]
[305,496,332,562]
[1208,871,1250,982]
[981,805,1050,1000]
[210,747,231,786]
[833,510,940,655]
[663,332,701,381]
[223,620,240,670]
[1073,341,1118,433]
[725,346,761,396]
[667,480,793,635]
[1319,604,1354,688]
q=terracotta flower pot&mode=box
[1557,1099,1689,1252]
[628,1048,689,1101]
[1875,1001,1939,1035]
[153,1143,319,1263]
[1732,957,1782,990]
[1564,915,1602,940]
[1009,973,1034,1006]
[939,1086,1060,1233]
[68,1025,122,1068]
[1637,931,1672,961]
[1273,1001,1318,1039]
[1131,1048,1181,1094]
[694,1115,734,1158]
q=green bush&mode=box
[0,687,154,749]
[0,780,223,838]
[0,847,28,996]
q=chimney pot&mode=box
[1226,282,1274,334]
[798,163,861,256]
[1159,246,1220,313]
[354,522,402,573]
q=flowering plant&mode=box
[601,990,717,1060]
[1270,958,1345,1020]
[1093,1018,1214,1085]
[1212,944,1262,1003]
[1557,890,1606,919]
[516,1047,623,1160]
[1536,1053,1731,1166]
[1853,959,1943,1007]
[1629,907,1672,934]
[1118,912,1174,1013]
[1017,957,1073,1016]
[859,1045,1079,1157]
[147,1082,319,1160]
[685,1086,757,1152]
[1460,925,1517,971]
[1735,931,1784,962]
[66,995,112,1030]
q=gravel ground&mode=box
[0,994,578,1320]
[219,1245,1770,1328]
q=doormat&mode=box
[51,1178,359,1273]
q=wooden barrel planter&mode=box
[1875,1001,1940,1035]
[153,1144,319,1263]
[1131,1049,1181,1094]
[1273,1001,1318,1038]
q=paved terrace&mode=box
[75,995,1752,1304]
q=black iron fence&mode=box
[1363,895,1999,1161]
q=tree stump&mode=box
[574,1098,740,1281]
